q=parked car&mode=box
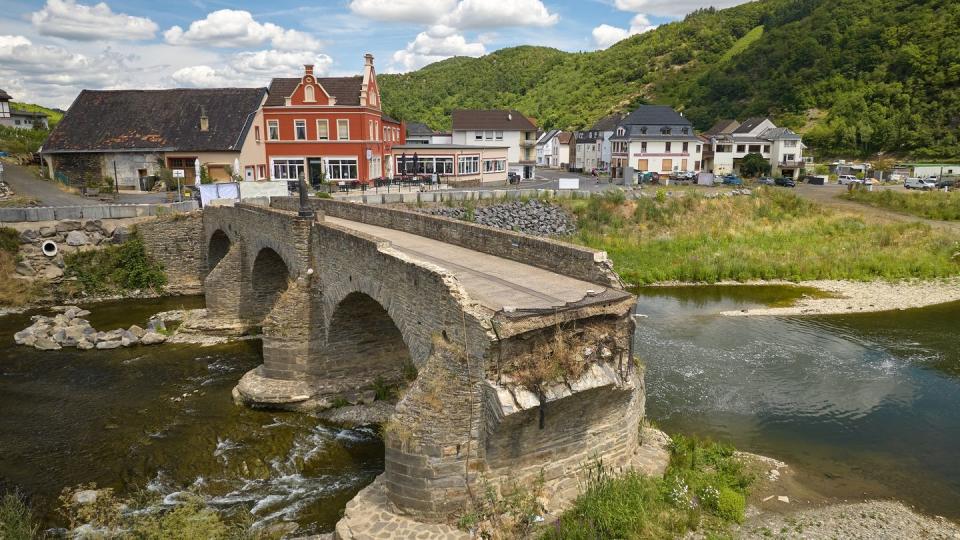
[837,174,861,185]
[721,174,743,186]
[507,171,521,184]
[904,177,936,190]
[775,176,796,187]
[935,179,956,189]
[806,175,829,185]
[758,176,775,186]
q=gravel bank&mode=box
[720,279,960,316]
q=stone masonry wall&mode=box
[138,211,204,292]
[271,197,622,287]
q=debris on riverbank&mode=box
[13,305,167,350]
[721,279,960,316]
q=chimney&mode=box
[364,53,374,67]
[304,64,314,77]
[199,106,209,132]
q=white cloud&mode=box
[442,0,558,29]
[592,14,657,48]
[172,49,333,88]
[391,25,485,72]
[613,0,750,17]
[164,10,322,51]
[30,0,157,41]
[348,0,456,23]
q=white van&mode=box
[837,174,861,185]
[905,177,935,190]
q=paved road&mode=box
[325,216,625,311]
[0,163,168,207]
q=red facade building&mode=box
[262,54,404,185]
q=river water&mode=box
[1,288,957,534]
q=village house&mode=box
[451,109,538,179]
[262,54,404,185]
[591,113,623,172]
[702,117,806,178]
[573,130,602,173]
[41,87,267,190]
[610,105,703,179]
[391,143,509,184]
[0,89,49,130]
[536,129,560,168]
[556,132,574,170]
[405,122,452,145]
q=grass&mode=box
[840,188,960,221]
[559,189,960,285]
[0,196,40,208]
[719,25,765,63]
[542,434,753,539]
[0,491,39,540]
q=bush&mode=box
[0,491,38,540]
[0,227,19,254]
[715,487,746,523]
[129,497,231,540]
[65,232,167,294]
[316,191,332,199]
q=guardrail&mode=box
[0,200,199,223]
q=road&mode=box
[793,183,960,233]
[0,163,168,207]
[325,216,629,311]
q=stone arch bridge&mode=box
[191,197,646,520]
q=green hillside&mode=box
[11,102,63,127]
[378,0,960,159]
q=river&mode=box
[0,288,957,535]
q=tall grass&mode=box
[561,189,960,284]
[0,491,38,540]
[542,435,753,539]
[841,188,960,221]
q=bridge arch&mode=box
[207,229,231,272]
[249,247,291,323]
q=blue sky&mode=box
[0,0,750,108]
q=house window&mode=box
[475,131,483,141]
[168,157,198,178]
[748,144,761,153]
[717,144,731,152]
[665,142,672,152]
[640,142,647,153]
[617,127,626,136]
[272,158,305,180]
[268,120,279,140]
[682,142,689,152]
[304,85,315,102]
[763,145,771,153]
[337,119,350,140]
[254,126,261,142]
[784,140,798,148]
[696,144,701,153]
[736,144,746,153]
[257,165,266,179]
[784,154,796,162]
[694,161,701,170]
[484,131,494,140]
[483,159,506,173]
[458,156,480,175]
[294,120,307,140]
[495,131,503,140]
[317,120,329,140]
[661,127,671,135]
[681,127,689,134]
[639,127,647,135]
[327,158,358,180]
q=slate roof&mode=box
[264,76,363,107]
[620,105,692,127]
[451,109,537,131]
[704,119,740,137]
[0,89,11,101]
[382,114,400,124]
[406,122,435,136]
[759,127,802,140]
[537,129,560,145]
[733,116,770,134]
[43,88,266,153]
[591,113,623,132]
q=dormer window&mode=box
[617,127,626,136]
[661,127,671,135]
[304,85,315,102]
[681,127,689,134]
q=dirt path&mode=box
[794,183,960,233]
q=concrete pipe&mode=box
[41,240,58,257]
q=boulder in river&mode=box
[140,332,167,345]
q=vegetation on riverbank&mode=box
[0,227,42,307]
[542,434,752,539]
[0,491,38,539]
[561,189,960,284]
[63,232,167,295]
[840,189,960,221]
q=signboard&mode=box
[172,169,185,178]
[558,177,580,190]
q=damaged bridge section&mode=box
[191,197,645,521]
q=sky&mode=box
[0,0,752,109]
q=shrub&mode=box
[65,232,167,294]
[316,191,332,199]
[129,497,231,540]
[0,227,19,254]
[715,487,746,523]
[0,491,38,540]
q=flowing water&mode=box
[635,286,960,518]
[0,296,382,535]
[2,288,958,535]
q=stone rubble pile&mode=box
[14,219,131,282]
[14,305,168,351]
[423,199,576,236]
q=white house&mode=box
[591,113,623,171]
[702,117,806,178]
[536,129,560,167]
[573,130,602,173]
[451,109,538,179]
[0,89,49,130]
[610,105,703,179]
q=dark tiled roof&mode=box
[0,89,11,101]
[733,116,770,134]
[591,113,623,131]
[10,109,47,118]
[43,88,266,153]
[575,131,602,143]
[406,122,434,136]
[704,119,740,137]
[451,109,536,131]
[557,132,573,144]
[620,105,692,127]
[382,114,400,124]
[264,76,363,107]
[760,127,802,140]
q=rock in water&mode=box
[35,338,62,351]
[96,340,123,350]
[140,332,167,345]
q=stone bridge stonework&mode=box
[189,198,646,522]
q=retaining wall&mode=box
[138,211,204,290]
[0,200,199,223]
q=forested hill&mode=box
[378,0,960,159]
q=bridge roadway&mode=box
[325,216,617,312]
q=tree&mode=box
[740,153,771,177]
